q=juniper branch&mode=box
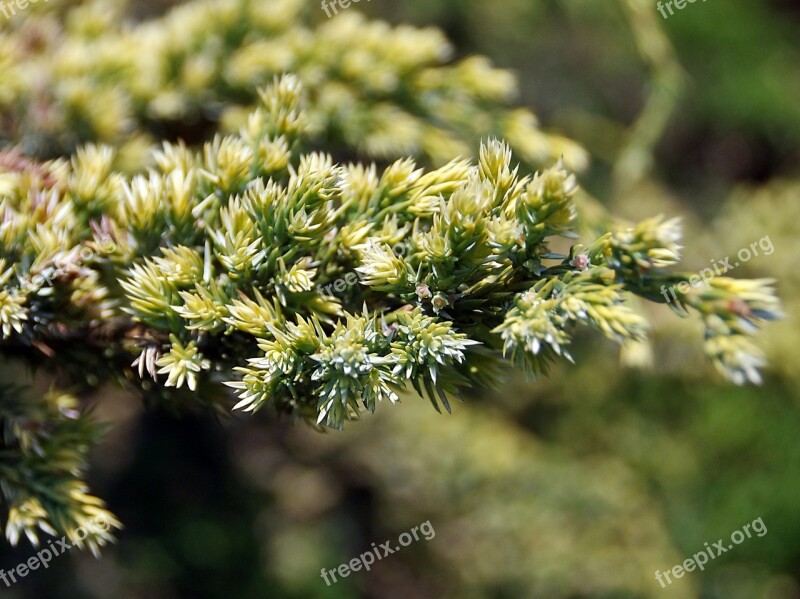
[0,76,782,546]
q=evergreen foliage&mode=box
[0,1,782,556]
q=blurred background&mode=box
[1,0,799,597]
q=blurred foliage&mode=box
[0,0,587,172]
[378,0,800,188]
